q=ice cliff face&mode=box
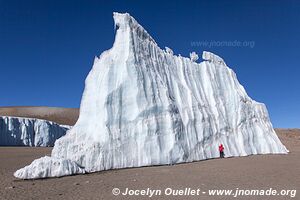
[0,116,70,147]
[14,13,288,179]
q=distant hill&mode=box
[0,106,79,126]
[0,107,298,133]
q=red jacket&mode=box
[219,144,224,152]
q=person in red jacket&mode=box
[219,144,225,158]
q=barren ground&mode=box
[0,129,299,200]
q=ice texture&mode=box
[0,116,70,146]
[14,156,85,179]
[190,52,199,62]
[14,12,288,179]
[165,47,174,55]
[202,51,226,65]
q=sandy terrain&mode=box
[0,106,79,126]
[0,129,298,200]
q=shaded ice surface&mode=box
[14,13,288,179]
[0,116,70,147]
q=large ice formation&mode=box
[0,116,70,147]
[14,13,288,179]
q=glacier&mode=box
[0,116,70,147]
[14,12,288,179]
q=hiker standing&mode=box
[219,144,225,158]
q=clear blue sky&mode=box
[0,0,299,128]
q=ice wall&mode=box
[14,13,288,179]
[0,116,70,147]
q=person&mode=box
[219,144,225,158]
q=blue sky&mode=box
[0,0,299,128]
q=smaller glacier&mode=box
[0,116,71,147]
